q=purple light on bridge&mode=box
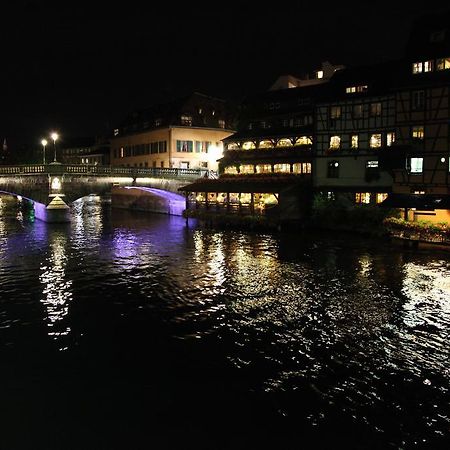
[124,186,186,216]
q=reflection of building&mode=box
[59,137,110,165]
[110,92,235,172]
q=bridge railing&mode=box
[0,164,213,179]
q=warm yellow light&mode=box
[41,139,48,146]
[51,132,59,142]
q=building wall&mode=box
[110,127,232,171]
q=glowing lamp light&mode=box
[17,195,22,202]
[441,157,446,163]
[51,177,62,190]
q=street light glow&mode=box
[41,139,48,146]
[51,132,58,142]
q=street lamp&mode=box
[41,139,48,165]
[50,132,59,162]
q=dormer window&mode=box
[412,62,423,74]
[437,58,450,70]
[345,85,368,94]
[180,115,192,126]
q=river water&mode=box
[0,195,449,449]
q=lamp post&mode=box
[41,139,48,165]
[51,132,58,163]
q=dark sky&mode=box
[1,1,450,149]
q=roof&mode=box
[178,174,310,193]
[381,193,450,209]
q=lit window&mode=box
[376,193,388,203]
[255,164,272,174]
[113,128,119,136]
[302,162,312,174]
[436,58,450,70]
[242,141,256,150]
[329,135,341,149]
[424,60,433,72]
[176,140,193,152]
[120,147,124,158]
[355,192,371,204]
[277,138,292,147]
[370,102,382,116]
[259,140,273,149]
[294,136,312,146]
[273,163,291,173]
[180,115,192,126]
[218,119,226,128]
[224,166,238,174]
[370,134,382,148]
[198,108,203,114]
[292,163,312,174]
[346,86,356,94]
[346,85,368,94]
[317,70,324,79]
[412,62,423,74]
[330,106,341,119]
[351,135,359,149]
[226,142,239,150]
[239,164,254,174]
[412,126,424,140]
[410,157,423,173]
[387,132,396,147]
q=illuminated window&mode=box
[327,161,339,178]
[242,141,256,150]
[355,192,371,204]
[353,104,363,118]
[412,62,423,74]
[317,70,324,79]
[239,193,252,204]
[387,132,396,147]
[370,134,382,148]
[292,163,311,174]
[412,126,424,140]
[346,85,368,94]
[277,138,292,147]
[330,106,341,119]
[351,134,359,149]
[424,60,433,72]
[239,164,254,174]
[195,141,211,153]
[180,115,192,126]
[120,147,124,158]
[176,140,193,152]
[294,136,312,146]
[259,140,273,149]
[370,102,382,116]
[224,166,238,174]
[436,57,450,70]
[218,119,226,128]
[255,164,272,174]
[412,90,425,110]
[226,142,239,150]
[376,193,388,204]
[410,157,423,173]
[329,135,341,149]
[273,163,291,173]
[113,128,119,136]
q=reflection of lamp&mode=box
[41,139,47,164]
[51,177,61,191]
[51,132,59,162]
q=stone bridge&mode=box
[0,164,210,222]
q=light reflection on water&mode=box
[0,195,449,447]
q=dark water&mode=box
[0,195,449,449]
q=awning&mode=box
[380,193,450,209]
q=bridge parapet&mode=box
[0,164,212,179]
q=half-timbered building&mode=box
[314,62,399,205]
[380,12,450,222]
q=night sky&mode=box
[2,1,450,150]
